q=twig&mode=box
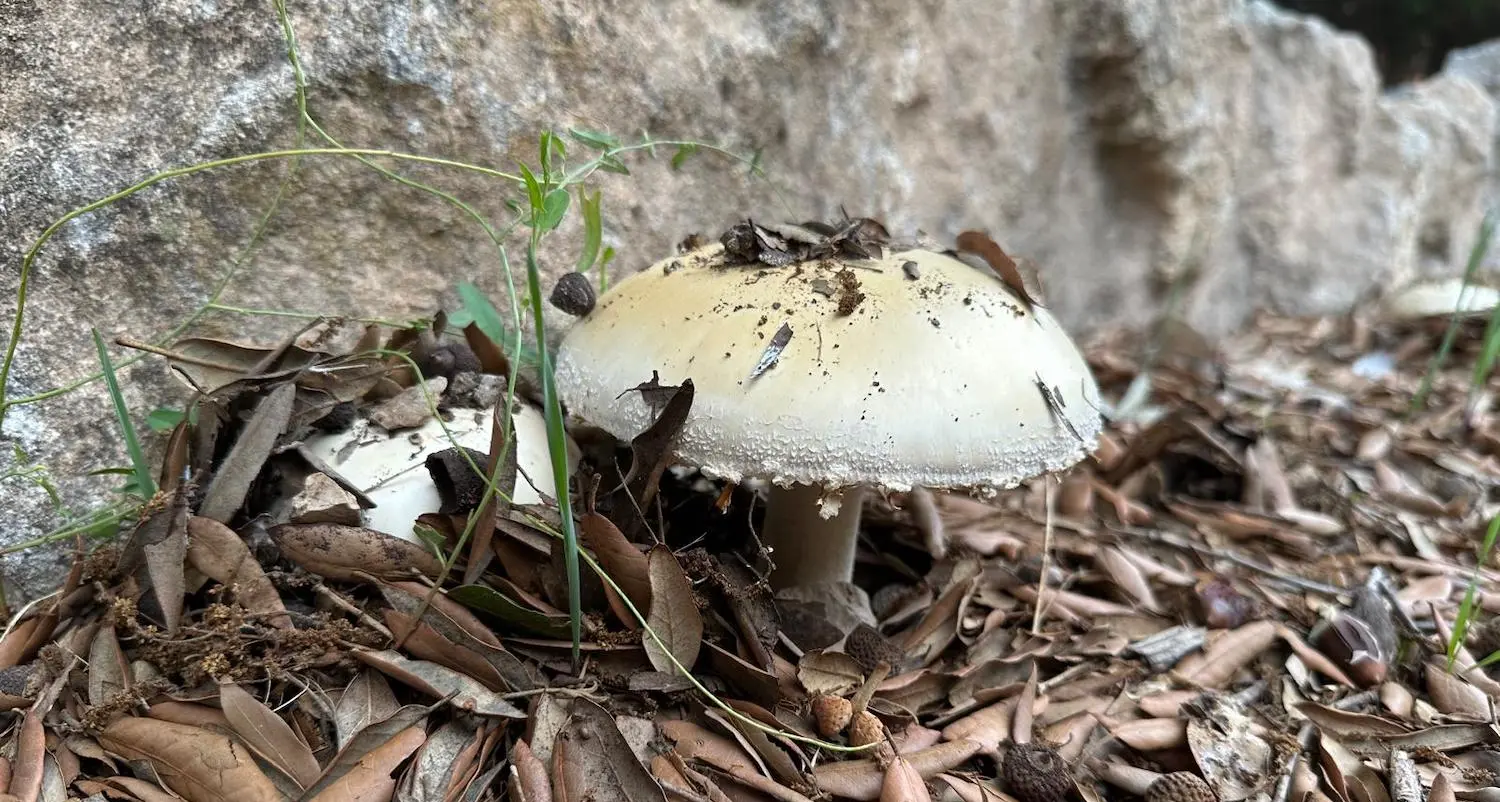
[1032,476,1056,635]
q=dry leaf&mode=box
[87,625,128,710]
[879,757,931,802]
[334,672,401,750]
[580,513,652,611]
[10,709,43,802]
[219,681,322,790]
[307,706,429,800]
[271,523,444,582]
[553,700,665,802]
[511,740,552,802]
[186,517,291,629]
[200,382,296,522]
[643,546,702,674]
[798,651,865,697]
[307,725,425,802]
[353,651,526,718]
[813,740,981,802]
[98,717,283,802]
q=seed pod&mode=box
[550,272,597,317]
[847,710,884,748]
[811,694,853,739]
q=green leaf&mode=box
[456,282,513,352]
[518,163,544,218]
[748,147,764,176]
[670,143,699,171]
[447,584,571,638]
[599,246,616,293]
[146,407,185,432]
[538,188,571,232]
[1449,514,1500,671]
[596,155,631,176]
[576,190,603,275]
[569,127,622,150]
[93,329,154,500]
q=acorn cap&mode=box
[1002,743,1072,802]
[554,242,1101,496]
[1146,772,1218,802]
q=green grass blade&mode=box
[1448,513,1500,671]
[517,243,583,669]
[92,329,155,499]
[1412,211,1495,416]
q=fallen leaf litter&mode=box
[0,218,1494,802]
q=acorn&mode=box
[847,710,884,748]
[811,694,853,738]
[1145,772,1218,802]
[1001,743,1071,802]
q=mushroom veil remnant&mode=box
[554,223,1103,588]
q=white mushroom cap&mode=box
[1382,277,1500,321]
[554,243,1101,495]
[300,402,578,541]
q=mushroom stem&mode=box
[761,484,867,589]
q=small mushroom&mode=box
[554,239,1101,588]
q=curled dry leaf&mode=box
[643,546,703,674]
[186,517,291,629]
[271,523,444,582]
[813,739,982,802]
[511,740,552,802]
[11,708,43,802]
[1425,662,1491,720]
[1175,621,1277,689]
[98,716,283,802]
[353,650,526,718]
[580,513,652,611]
[879,756,932,802]
[333,671,400,751]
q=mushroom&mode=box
[554,237,1102,588]
[299,401,579,542]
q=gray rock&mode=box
[1,0,1496,597]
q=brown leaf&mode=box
[306,705,428,800]
[580,513,651,612]
[10,709,43,802]
[332,671,400,751]
[382,610,508,691]
[98,717,282,802]
[624,379,694,509]
[306,725,425,802]
[377,581,534,691]
[352,650,527,718]
[954,231,1040,312]
[87,625,129,710]
[463,402,519,585]
[186,517,291,629]
[462,323,512,378]
[643,546,703,674]
[1175,621,1277,688]
[813,740,982,802]
[797,651,865,697]
[118,482,190,636]
[219,681,322,790]
[270,523,444,582]
[512,740,553,802]
[554,700,665,802]
[200,382,297,522]
[395,719,480,802]
[879,757,931,802]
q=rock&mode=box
[285,473,361,527]
[2,0,1498,596]
[367,377,446,431]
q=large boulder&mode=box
[0,0,1495,595]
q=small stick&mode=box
[1032,476,1056,635]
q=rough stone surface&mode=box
[1,0,1497,596]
